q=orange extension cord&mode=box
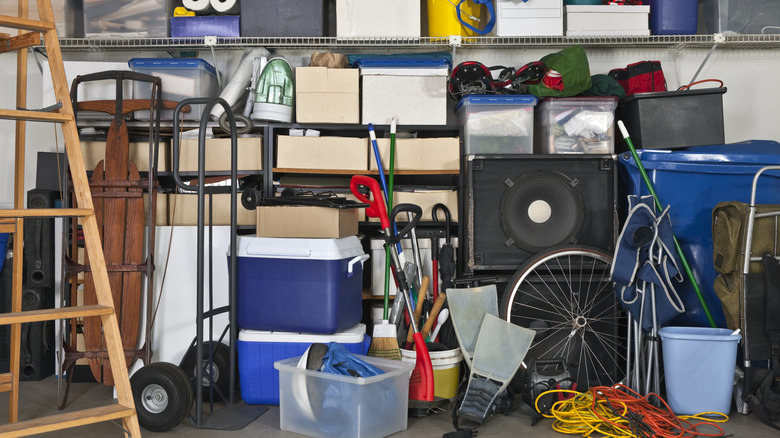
[535,384,728,438]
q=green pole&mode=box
[383,119,398,319]
[618,121,717,328]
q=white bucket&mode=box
[401,347,463,399]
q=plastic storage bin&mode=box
[67,0,167,37]
[336,0,421,38]
[240,0,329,37]
[565,5,650,36]
[234,235,368,334]
[645,0,698,35]
[701,0,780,34]
[659,326,742,415]
[275,354,413,438]
[617,87,726,150]
[618,140,780,328]
[128,58,219,121]
[170,16,240,38]
[456,95,538,154]
[238,324,371,405]
[534,96,618,154]
[496,0,564,36]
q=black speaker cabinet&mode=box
[24,189,57,288]
[464,155,617,273]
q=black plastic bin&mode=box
[616,87,727,150]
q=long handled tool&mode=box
[618,120,717,328]
[351,176,434,402]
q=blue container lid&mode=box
[455,94,538,112]
[129,58,217,77]
[620,140,780,175]
[355,57,451,68]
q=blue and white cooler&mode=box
[234,235,368,334]
[238,323,371,405]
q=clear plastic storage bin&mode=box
[535,96,618,154]
[456,95,538,155]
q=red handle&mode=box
[350,175,390,229]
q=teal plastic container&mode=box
[659,326,741,415]
[646,0,698,35]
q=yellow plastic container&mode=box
[401,347,463,399]
[427,0,481,37]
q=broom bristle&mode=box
[368,322,402,361]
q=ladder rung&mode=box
[0,208,93,219]
[0,108,72,124]
[0,32,40,55]
[0,15,54,32]
[0,305,113,325]
[0,404,135,437]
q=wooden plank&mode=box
[0,208,93,218]
[0,305,113,325]
[0,404,135,437]
[0,373,12,384]
[0,15,53,32]
[0,108,71,123]
[0,32,39,55]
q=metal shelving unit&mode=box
[51,34,780,52]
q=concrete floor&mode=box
[0,376,777,437]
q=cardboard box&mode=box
[81,141,168,171]
[256,206,359,238]
[368,190,458,223]
[144,193,169,226]
[361,68,449,125]
[169,193,255,226]
[336,0,420,38]
[178,136,262,172]
[276,136,368,171]
[369,137,460,171]
[296,67,359,124]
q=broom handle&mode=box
[618,121,717,328]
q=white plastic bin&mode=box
[456,95,538,155]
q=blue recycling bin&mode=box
[618,140,780,328]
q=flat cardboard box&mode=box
[256,206,359,238]
[361,68,449,125]
[369,137,460,171]
[276,136,368,171]
[178,136,263,172]
[169,193,255,226]
[81,141,168,171]
[368,190,458,223]
[296,67,359,124]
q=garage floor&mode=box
[0,376,777,437]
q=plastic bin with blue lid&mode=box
[456,95,538,155]
[618,140,780,328]
[128,58,219,121]
[238,323,371,405]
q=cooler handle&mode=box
[347,254,370,276]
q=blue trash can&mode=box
[619,140,780,328]
[659,326,741,415]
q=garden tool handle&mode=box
[390,203,422,240]
[406,276,430,345]
[432,203,452,244]
[350,175,389,229]
[420,292,447,341]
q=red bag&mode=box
[609,61,666,96]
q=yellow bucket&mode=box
[401,347,463,399]
[427,0,481,37]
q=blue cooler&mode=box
[619,140,780,328]
[238,323,371,405]
[235,235,368,334]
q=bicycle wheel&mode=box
[501,245,626,390]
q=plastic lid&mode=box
[128,58,217,77]
[235,235,365,260]
[620,87,727,104]
[239,323,366,343]
[619,140,780,172]
[454,94,538,112]
[354,57,452,68]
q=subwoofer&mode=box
[24,189,57,288]
[464,155,617,273]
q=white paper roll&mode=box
[182,0,212,12]
[210,0,239,14]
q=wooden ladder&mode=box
[0,1,141,436]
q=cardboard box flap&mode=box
[297,67,359,93]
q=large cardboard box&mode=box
[276,136,368,171]
[81,141,168,171]
[169,193,255,226]
[256,206,359,239]
[178,136,262,172]
[361,68,448,125]
[296,67,359,124]
[369,137,460,171]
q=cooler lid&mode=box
[236,235,365,260]
[239,323,366,343]
[619,140,780,174]
[128,58,217,77]
[455,94,538,112]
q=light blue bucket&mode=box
[659,326,741,415]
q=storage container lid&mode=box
[619,140,780,174]
[538,96,618,110]
[619,87,727,104]
[566,4,649,12]
[128,58,217,77]
[239,323,366,343]
[235,235,365,260]
[455,94,538,112]
[355,57,452,69]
